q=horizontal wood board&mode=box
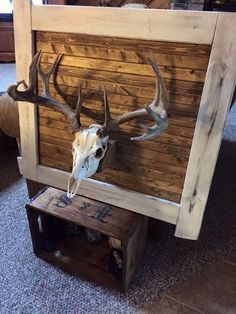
[36,32,211,203]
[32,6,217,44]
[29,187,139,241]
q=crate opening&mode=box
[36,213,123,288]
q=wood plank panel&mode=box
[38,110,195,139]
[38,65,205,97]
[39,133,187,177]
[37,87,200,115]
[39,137,188,170]
[38,116,193,149]
[36,32,212,57]
[39,103,197,129]
[39,142,185,185]
[39,114,193,156]
[40,53,207,82]
[38,81,202,106]
[36,40,209,70]
[36,32,211,203]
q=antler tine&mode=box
[148,59,161,108]
[99,58,169,141]
[37,52,62,98]
[131,104,168,141]
[7,51,41,97]
[147,57,169,114]
[74,85,82,129]
[131,57,169,141]
[96,85,112,136]
[27,50,42,92]
[7,50,81,132]
[103,84,111,126]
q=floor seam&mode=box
[223,260,236,267]
[165,294,205,313]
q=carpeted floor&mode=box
[0,64,236,312]
[0,63,16,93]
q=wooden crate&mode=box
[26,187,148,291]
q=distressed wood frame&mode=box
[14,1,236,239]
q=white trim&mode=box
[31,5,218,44]
[37,165,180,224]
[175,13,236,240]
[14,0,38,180]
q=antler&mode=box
[7,52,168,141]
[98,57,169,141]
[7,50,82,132]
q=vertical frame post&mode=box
[14,0,38,180]
[175,13,236,240]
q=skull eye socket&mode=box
[95,148,105,159]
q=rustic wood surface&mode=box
[14,3,234,240]
[27,186,147,290]
[0,22,15,62]
[175,13,236,239]
[124,216,148,290]
[35,163,180,225]
[36,32,210,203]
[14,0,37,180]
[29,187,140,241]
[31,5,218,44]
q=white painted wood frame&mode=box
[14,1,236,239]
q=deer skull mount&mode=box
[7,51,169,198]
[68,125,109,198]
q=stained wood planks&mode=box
[36,32,211,203]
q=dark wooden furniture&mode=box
[0,14,15,62]
[203,0,236,11]
[26,187,148,291]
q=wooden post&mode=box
[14,0,38,180]
[175,13,236,240]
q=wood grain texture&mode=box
[124,216,148,290]
[175,13,236,240]
[37,165,180,224]
[36,32,210,203]
[36,32,212,57]
[15,4,232,239]
[40,53,207,82]
[0,21,15,62]
[31,5,218,44]
[27,186,148,290]
[14,0,38,179]
[29,187,139,240]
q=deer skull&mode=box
[67,125,109,198]
[7,51,169,199]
